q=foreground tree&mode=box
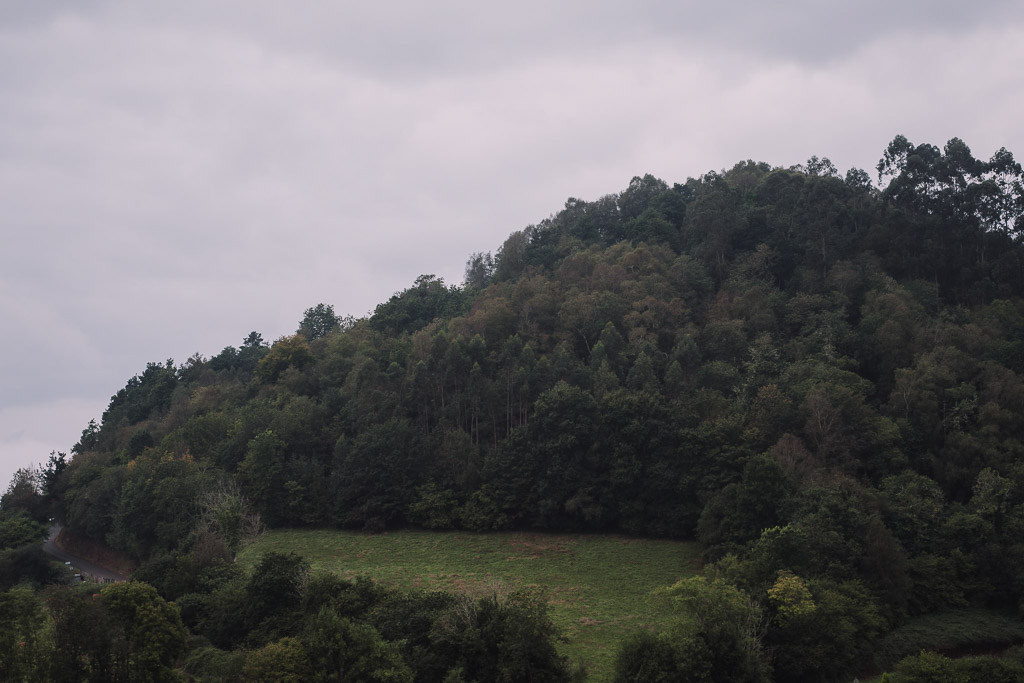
[0,586,53,681]
[615,576,770,682]
[103,581,188,682]
[432,589,576,682]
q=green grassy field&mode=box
[238,529,701,680]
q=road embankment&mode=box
[42,524,135,581]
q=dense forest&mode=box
[4,134,1024,680]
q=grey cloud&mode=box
[186,1,1022,70]
[8,1,1020,78]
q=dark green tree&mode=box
[298,303,341,340]
[464,251,495,289]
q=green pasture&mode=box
[238,529,701,679]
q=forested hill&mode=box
[46,134,1024,541]
[7,134,1024,678]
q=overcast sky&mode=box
[2,0,1023,488]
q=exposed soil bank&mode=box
[49,525,136,578]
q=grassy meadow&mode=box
[238,529,702,679]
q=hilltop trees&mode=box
[464,251,495,289]
[41,135,1024,547]
[875,135,1024,301]
[298,303,342,340]
[40,136,1024,551]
